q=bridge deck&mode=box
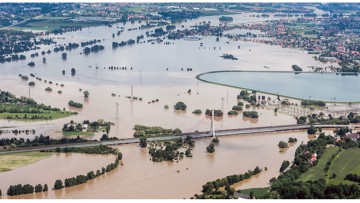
[1,124,358,154]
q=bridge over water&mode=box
[1,124,358,155]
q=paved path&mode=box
[1,124,358,154]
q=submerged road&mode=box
[1,124,358,154]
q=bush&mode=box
[307,125,317,134]
[288,137,298,143]
[174,101,187,110]
[28,62,35,67]
[45,87,52,92]
[278,141,289,148]
[237,101,244,106]
[68,100,83,108]
[205,109,223,117]
[28,81,35,86]
[206,143,215,153]
[232,106,243,111]
[140,137,147,148]
[192,109,202,114]
[228,110,238,115]
[243,111,259,118]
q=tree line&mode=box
[7,183,48,196]
[53,149,122,190]
[193,166,262,199]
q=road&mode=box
[1,124,358,155]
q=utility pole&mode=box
[196,81,199,94]
[140,70,142,84]
[220,97,225,113]
[131,85,133,102]
[227,90,229,104]
[115,102,119,121]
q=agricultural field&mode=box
[0,152,52,173]
[298,147,360,185]
[237,187,269,198]
[0,111,74,121]
[298,146,339,182]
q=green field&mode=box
[62,131,95,137]
[0,111,74,121]
[298,146,339,182]
[124,6,147,13]
[298,147,360,185]
[328,148,360,185]
[0,152,52,173]
[237,187,269,198]
[13,18,106,31]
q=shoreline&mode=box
[196,70,360,104]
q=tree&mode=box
[278,141,288,148]
[35,184,43,193]
[106,123,111,134]
[140,137,147,148]
[83,91,89,98]
[43,184,48,192]
[212,137,220,143]
[96,170,101,177]
[250,191,254,199]
[54,179,63,190]
[307,125,317,134]
[280,160,290,172]
[174,101,187,110]
[206,143,215,153]
[62,53,67,60]
[71,68,76,76]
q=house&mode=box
[345,132,359,141]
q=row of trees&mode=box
[297,112,360,125]
[53,145,123,190]
[194,166,262,199]
[7,184,48,196]
[54,157,120,190]
[133,124,181,138]
[0,135,88,148]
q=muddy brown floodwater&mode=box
[1,131,313,199]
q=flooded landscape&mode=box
[1,2,359,200]
[2,131,311,199]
